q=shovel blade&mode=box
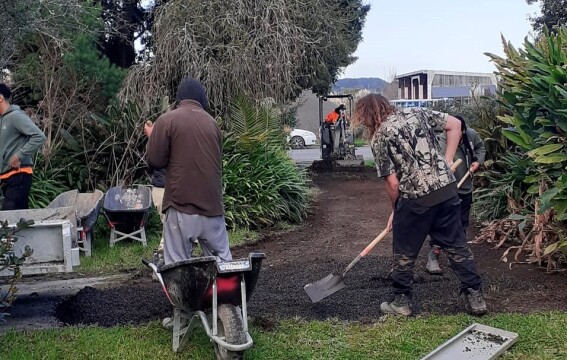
[304,273,346,303]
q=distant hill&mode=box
[332,77,388,93]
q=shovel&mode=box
[457,170,472,188]
[304,228,390,303]
[303,159,465,303]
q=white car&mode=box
[288,128,317,149]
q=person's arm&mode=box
[372,132,397,232]
[384,172,399,232]
[384,173,399,207]
[470,129,486,172]
[443,115,462,166]
[146,117,170,169]
[473,130,486,164]
[13,112,46,161]
[422,109,461,166]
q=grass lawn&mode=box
[354,138,368,147]
[1,313,566,359]
[75,213,259,275]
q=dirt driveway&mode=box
[56,170,567,327]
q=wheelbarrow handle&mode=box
[141,258,174,306]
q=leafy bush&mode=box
[28,155,71,209]
[432,93,511,162]
[477,26,567,268]
[473,152,538,222]
[221,96,309,229]
[0,219,33,323]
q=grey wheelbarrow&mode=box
[143,252,266,360]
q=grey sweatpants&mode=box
[163,208,232,265]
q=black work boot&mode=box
[464,288,487,316]
[380,294,412,316]
[426,245,443,275]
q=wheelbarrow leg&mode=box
[78,230,93,257]
[140,226,147,247]
[172,308,198,353]
[85,230,93,257]
[109,226,116,247]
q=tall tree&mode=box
[0,0,91,70]
[121,0,370,116]
[526,0,567,32]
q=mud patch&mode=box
[56,284,171,327]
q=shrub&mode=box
[476,26,567,269]
[0,219,33,323]
[221,96,309,229]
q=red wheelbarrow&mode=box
[143,252,265,359]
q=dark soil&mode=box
[55,170,567,327]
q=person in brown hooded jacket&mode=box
[145,77,232,265]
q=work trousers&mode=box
[1,173,33,210]
[163,208,232,265]
[391,195,483,295]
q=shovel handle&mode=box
[343,228,390,277]
[457,170,472,189]
[450,158,462,172]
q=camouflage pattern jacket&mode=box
[371,108,456,199]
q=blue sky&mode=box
[340,0,541,80]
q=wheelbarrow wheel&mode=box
[214,304,246,360]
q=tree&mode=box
[9,2,127,191]
[121,0,369,116]
[0,0,93,70]
[526,0,567,32]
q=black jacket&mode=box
[151,167,165,188]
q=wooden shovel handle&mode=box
[343,228,390,276]
[360,228,390,257]
[450,158,462,172]
[457,170,472,189]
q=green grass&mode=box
[365,159,376,169]
[2,313,566,359]
[354,138,368,147]
[76,212,259,275]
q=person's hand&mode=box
[470,161,480,173]
[144,121,153,138]
[386,211,394,233]
[9,154,20,169]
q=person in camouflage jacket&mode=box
[354,94,486,316]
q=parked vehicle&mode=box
[288,128,317,149]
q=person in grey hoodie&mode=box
[426,115,486,274]
[0,83,46,210]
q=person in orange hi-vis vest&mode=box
[324,104,348,124]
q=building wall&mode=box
[397,71,497,100]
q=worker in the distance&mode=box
[324,104,349,125]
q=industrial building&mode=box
[395,70,497,101]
